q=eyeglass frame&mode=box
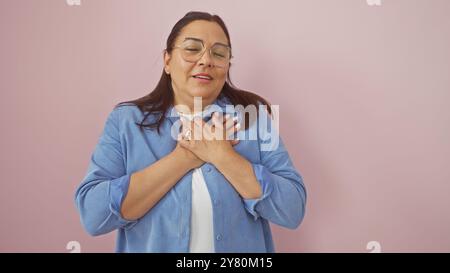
[172,37,233,68]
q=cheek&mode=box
[171,57,194,80]
[182,62,195,75]
[216,71,227,83]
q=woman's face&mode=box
[164,20,230,110]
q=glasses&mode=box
[173,38,232,68]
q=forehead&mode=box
[177,20,229,45]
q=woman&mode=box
[75,11,306,253]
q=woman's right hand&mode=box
[173,142,204,169]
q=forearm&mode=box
[213,151,262,199]
[121,148,194,220]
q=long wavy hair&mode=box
[116,11,271,133]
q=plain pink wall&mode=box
[1,0,449,252]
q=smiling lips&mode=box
[192,73,213,83]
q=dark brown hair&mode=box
[116,11,271,133]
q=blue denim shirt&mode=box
[75,96,307,253]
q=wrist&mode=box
[211,146,238,169]
[171,146,197,171]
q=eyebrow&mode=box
[183,37,230,48]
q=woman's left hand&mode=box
[179,112,240,165]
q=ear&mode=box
[164,50,171,75]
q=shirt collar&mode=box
[165,94,234,123]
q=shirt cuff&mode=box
[243,164,274,220]
[109,174,138,228]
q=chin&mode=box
[188,88,216,99]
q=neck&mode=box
[173,94,215,115]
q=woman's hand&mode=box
[179,112,261,199]
[179,112,241,166]
[179,112,262,199]
[172,142,204,170]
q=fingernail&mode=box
[233,116,238,122]
[235,123,241,130]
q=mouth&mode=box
[192,73,213,83]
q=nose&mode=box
[198,48,214,67]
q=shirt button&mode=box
[206,166,212,173]
[216,234,222,241]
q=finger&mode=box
[202,119,216,140]
[180,120,194,140]
[179,130,193,144]
[234,121,241,132]
[180,117,191,134]
[214,113,231,140]
[190,119,196,132]
[212,112,222,126]
[224,115,238,131]
[223,114,230,125]
[193,117,205,140]
[211,112,227,137]
[193,116,203,125]
[210,112,220,135]
[199,116,214,132]
[212,112,230,128]
[220,113,229,127]
[225,121,240,140]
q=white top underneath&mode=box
[189,168,215,253]
[177,110,215,253]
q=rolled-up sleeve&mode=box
[242,109,307,229]
[74,108,137,236]
[242,164,273,220]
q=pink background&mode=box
[1,0,449,252]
